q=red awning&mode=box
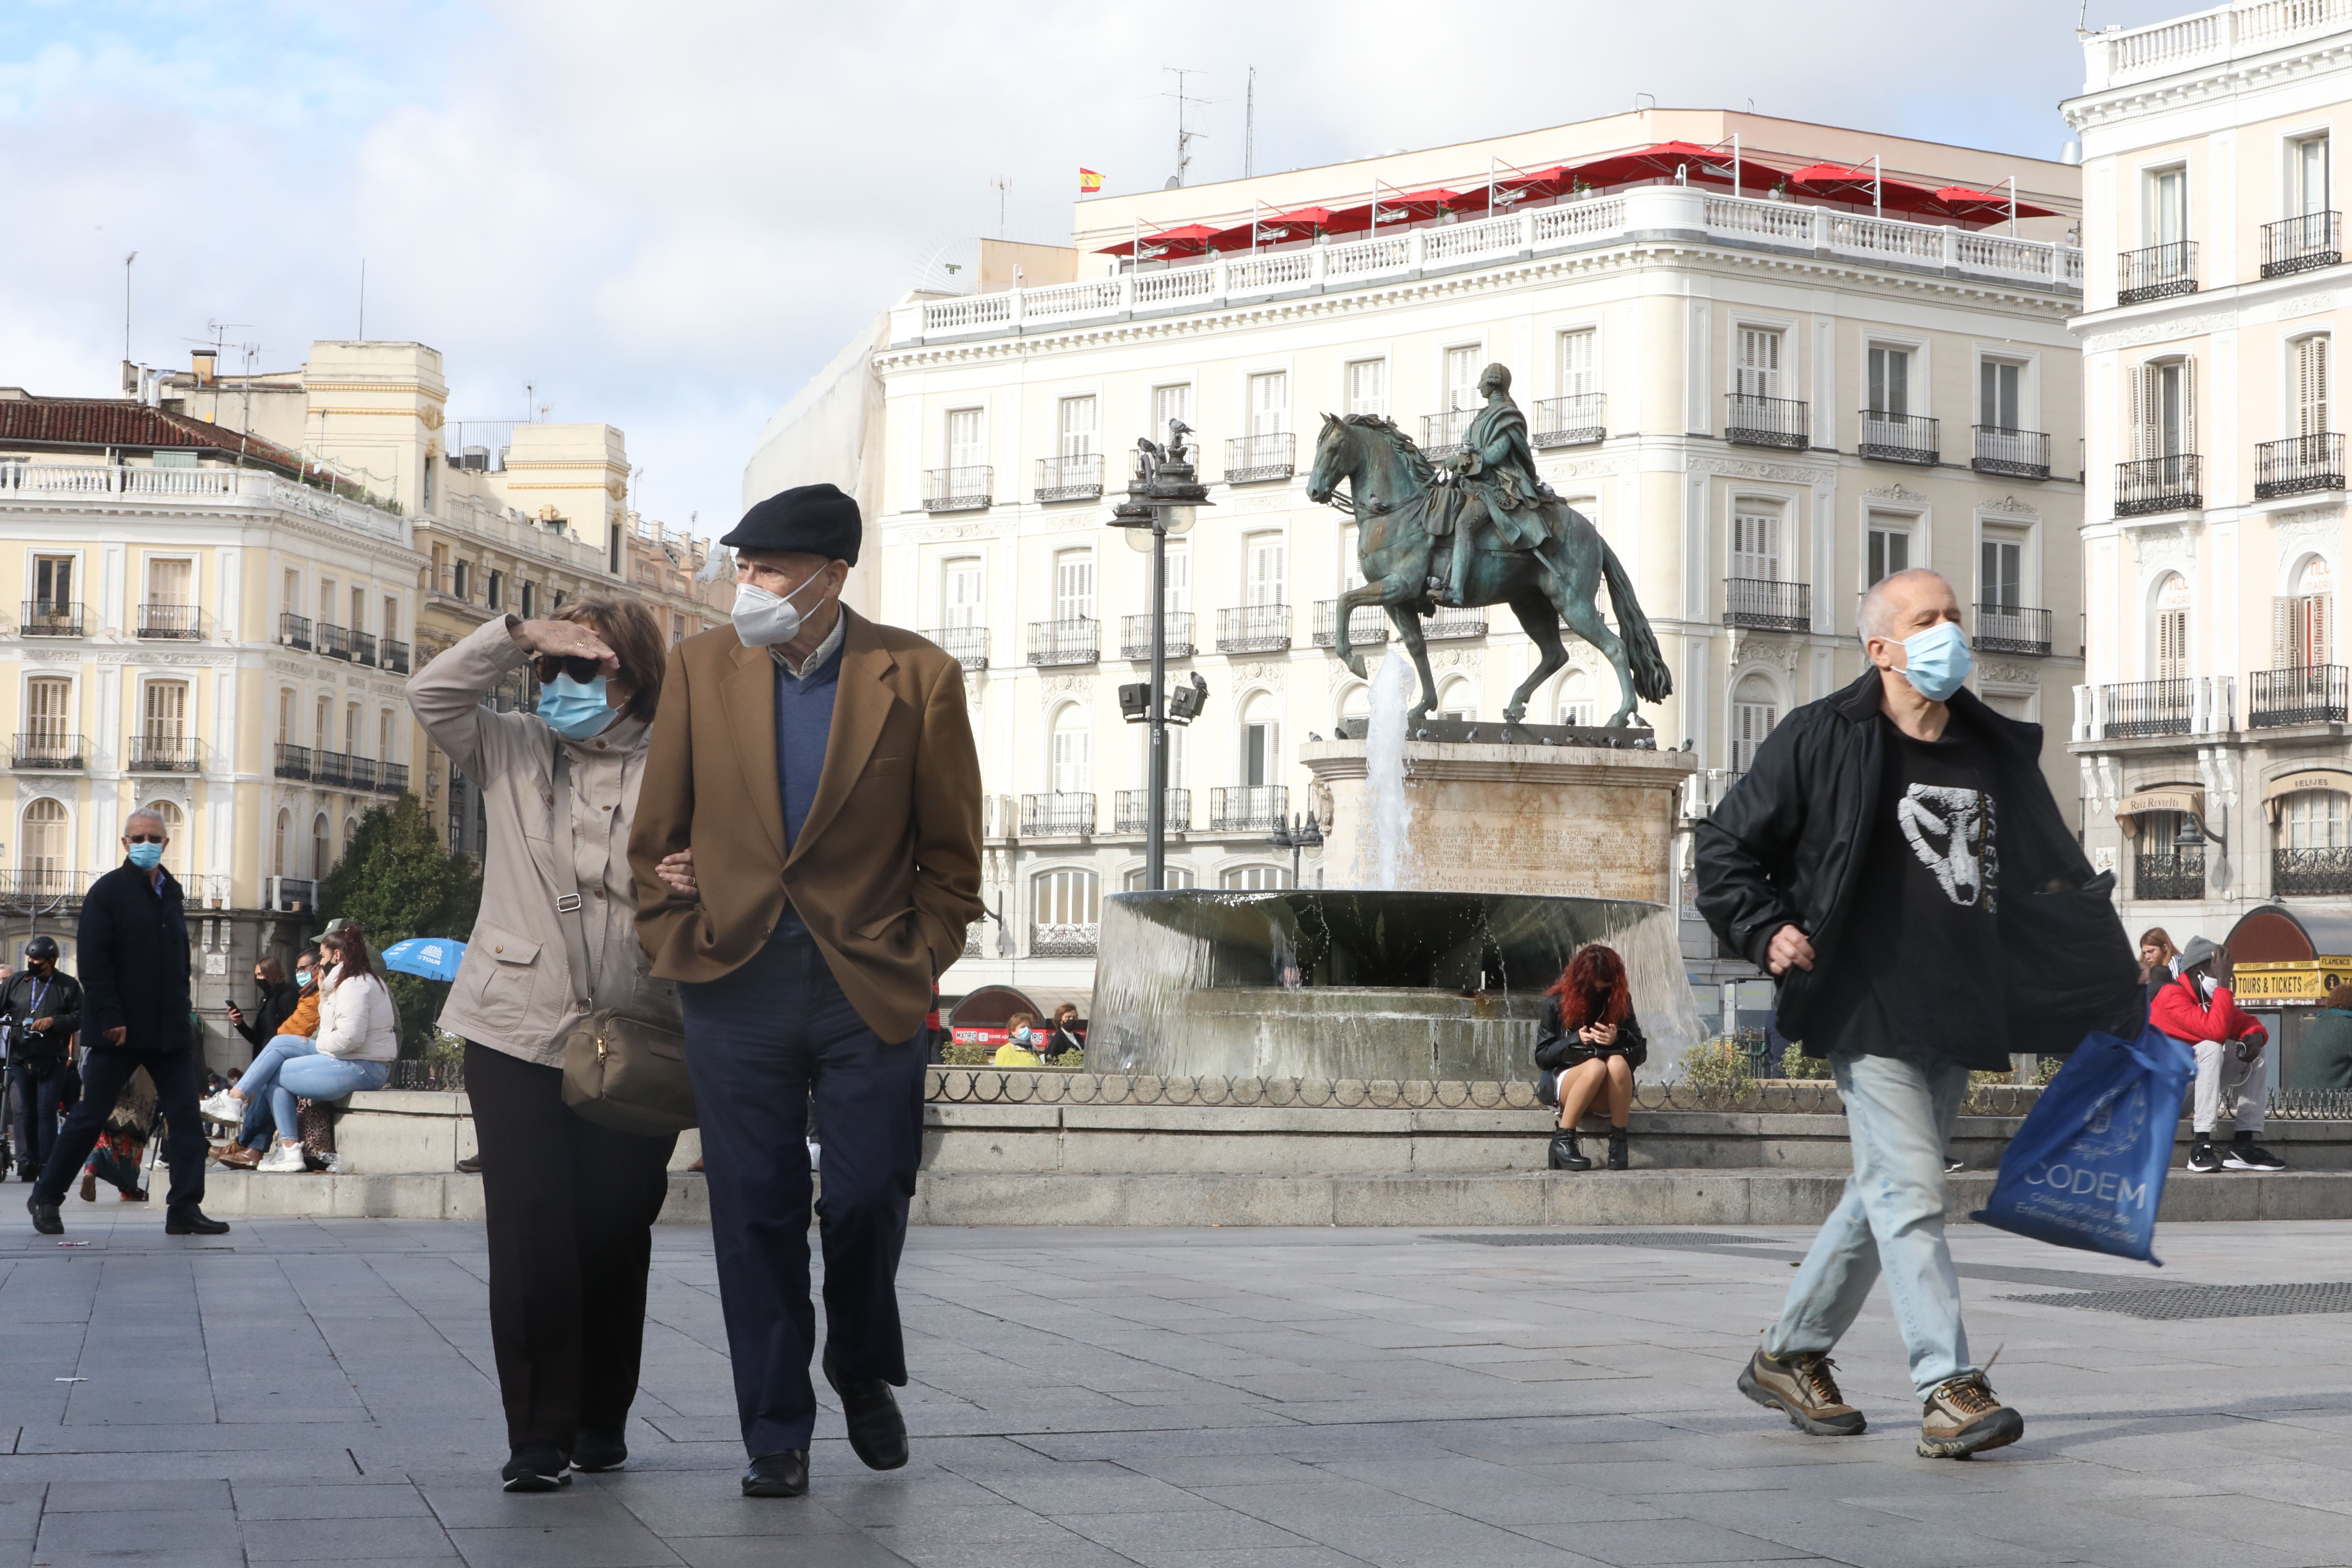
[1930,185,2060,225]
[1784,162,1945,217]
[1259,203,1372,238]
[1561,140,1784,196]
[1093,222,1224,259]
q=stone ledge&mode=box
[192,1169,712,1224]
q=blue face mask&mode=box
[126,841,164,870]
[295,970,312,989]
[537,672,616,740]
[1895,620,1972,704]
[1013,1026,1033,1045]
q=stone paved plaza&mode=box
[3,1208,2350,1568]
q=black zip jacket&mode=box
[1694,670,2139,1059]
[77,859,192,1054]
[233,979,299,1050]
[2,968,83,1065]
[1531,996,1648,1073]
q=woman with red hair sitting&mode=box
[1532,943,1646,1171]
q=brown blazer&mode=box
[628,607,984,1043]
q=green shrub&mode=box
[1779,1047,1832,1079]
[1678,1036,1756,1099]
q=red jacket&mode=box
[2149,973,2268,1048]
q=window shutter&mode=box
[2130,363,2151,461]
[2275,596,2293,669]
[2183,357,2198,455]
[2319,592,2334,665]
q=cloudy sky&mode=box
[4,0,2186,539]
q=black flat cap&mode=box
[721,482,861,564]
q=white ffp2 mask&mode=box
[731,572,828,648]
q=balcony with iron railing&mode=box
[2275,846,2352,897]
[1226,432,1295,483]
[1035,452,1104,503]
[352,630,378,666]
[1026,618,1099,666]
[1972,425,2051,480]
[2255,433,2343,499]
[2263,211,2341,278]
[2115,455,2202,516]
[1531,393,1606,448]
[1114,788,1192,833]
[382,638,410,674]
[2118,240,2198,304]
[19,600,83,637]
[2104,677,2198,737]
[1723,578,1811,631]
[1312,600,1390,649]
[10,732,85,770]
[0,870,91,912]
[922,465,993,512]
[2251,665,2350,728]
[136,603,202,640]
[274,742,312,780]
[1120,612,1195,660]
[1725,394,1809,450]
[1217,603,1290,653]
[1425,607,1488,640]
[279,612,313,651]
[347,756,379,791]
[1420,409,1472,461]
[1859,411,1938,466]
[314,750,352,788]
[378,761,410,794]
[128,734,204,773]
[270,876,318,915]
[1020,792,1096,836]
[318,622,356,660]
[1975,604,2052,657]
[924,624,989,671]
[1211,785,1288,833]
[1029,922,1099,959]
[2136,851,2205,901]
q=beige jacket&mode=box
[408,616,665,1068]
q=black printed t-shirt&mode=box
[1806,715,2009,1072]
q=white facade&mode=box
[2065,1,2352,942]
[764,110,2090,1000]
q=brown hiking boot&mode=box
[1917,1372,2023,1458]
[1737,1346,1866,1436]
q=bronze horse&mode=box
[1305,413,1672,727]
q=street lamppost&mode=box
[1110,420,1211,891]
[1267,811,1324,888]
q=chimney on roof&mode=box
[191,349,217,386]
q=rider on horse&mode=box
[1432,362,1553,607]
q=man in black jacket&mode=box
[4,936,82,1180]
[1696,569,2134,1460]
[25,810,227,1237]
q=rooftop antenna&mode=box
[357,259,366,341]
[1245,65,1256,178]
[990,176,1009,239]
[1161,67,1222,188]
[122,251,137,366]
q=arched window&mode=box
[1337,683,1370,731]
[1732,674,1780,773]
[274,807,291,877]
[1557,669,1593,728]
[2284,789,2350,850]
[1049,703,1090,796]
[2277,555,2334,669]
[19,799,68,893]
[146,800,185,877]
[1436,677,1473,723]
[1123,865,1197,891]
[1240,691,1279,787]
[1221,863,1292,890]
[2153,573,2190,679]
[312,812,331,879]
[344,814,360,854]
[1030,868,1100,955]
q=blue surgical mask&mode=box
[1013,1026,1033,1044]
[296,970,312,989]
[537,672,616,740]
[1895,620,1972,704]
[126,842,164,870]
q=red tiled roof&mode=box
[0,398,306,475]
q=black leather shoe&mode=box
[164,1210,231,1236]
[570,1426,626,1473]
[823,1352,909,1471]
[1547,1132,1590,1171]
[742,1449,809,1497]
[27,1196,62,1236]
[501,1441,572,1492]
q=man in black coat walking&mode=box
[25,809,227,1237]
[3,935,82,1179]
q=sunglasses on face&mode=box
[533,654,607,685]
[124,834,166,845]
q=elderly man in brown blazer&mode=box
[630,482,983,1499]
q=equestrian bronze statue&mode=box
[1305,362,1671,728]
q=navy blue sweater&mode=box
[773,641,842,855]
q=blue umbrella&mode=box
[380,937,466,981]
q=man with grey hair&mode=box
[1697,568,2136,1458]
[25,809,226,1236]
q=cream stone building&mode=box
[751,108,2090,1008]
[2064,3,2352,984]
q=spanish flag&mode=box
[1078,168,1104,195]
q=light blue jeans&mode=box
[1764,1050,1979,1400]
[272,1055,390,1138]
[239,1034,319,1140]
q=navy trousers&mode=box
[680,926,926,1459]
[35,1046,206,1215]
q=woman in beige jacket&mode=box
[407,596,684,1493]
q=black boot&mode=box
[1548,1131,1590,1171]
[1607,1128,1630,1171]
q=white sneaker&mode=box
[198,1091,245,1123]
[256,1142,307,1174]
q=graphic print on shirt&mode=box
[1896,783,1997,910]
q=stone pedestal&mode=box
[1301,736,1696,902]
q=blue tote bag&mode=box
[1972,1023,2193,1264]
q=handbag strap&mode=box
[548,742,596,1017]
